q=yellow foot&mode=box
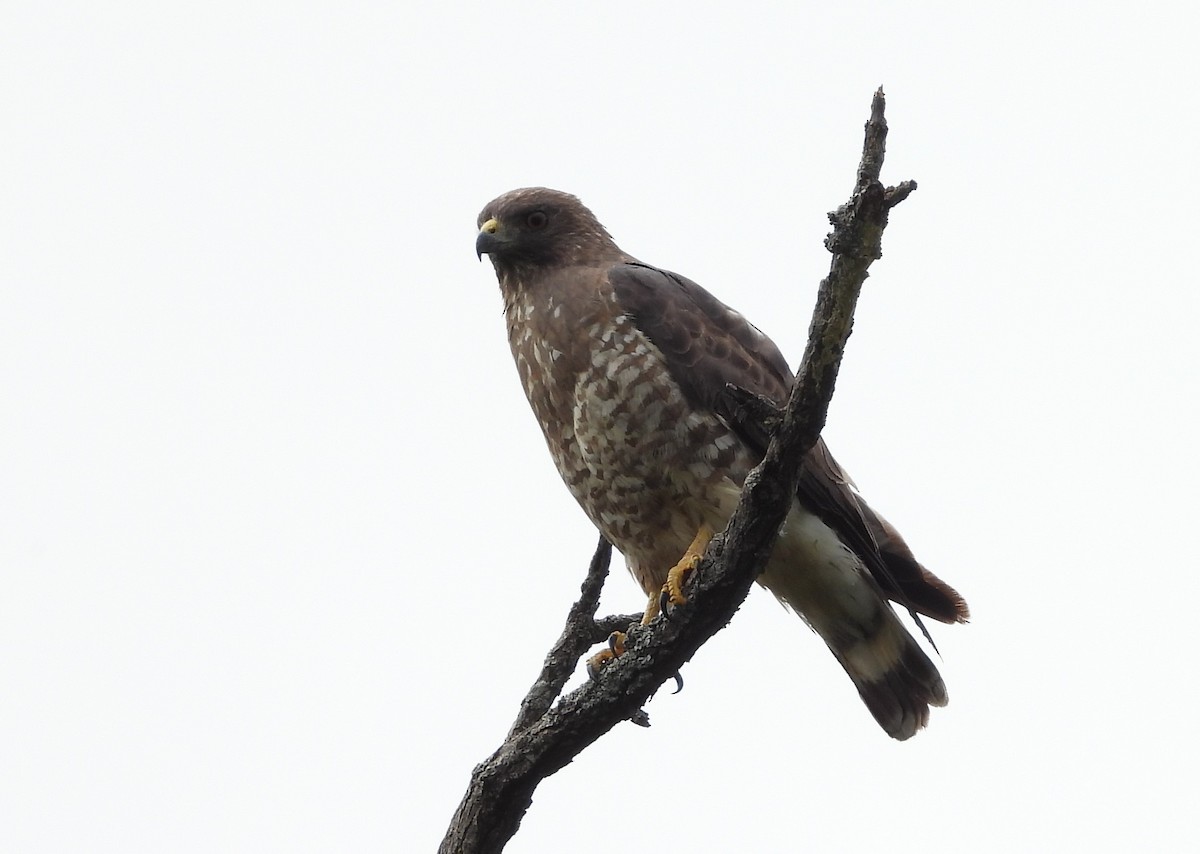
[586,631,627,680]
[584,629,684,694]
[657,522,714,618]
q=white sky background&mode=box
[2,2,1197,851]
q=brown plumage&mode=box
[476,187,968,739]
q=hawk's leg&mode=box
[585,587,667,677]
[586,630,627,680]
[584,629,683,695]
[658,522,714,617]
[586,522,714,679]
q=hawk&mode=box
[476,187,968,739]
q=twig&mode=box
[506,535,613,738]
[507,537,643,738]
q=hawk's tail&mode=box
[829,614,947,741]
[762,509,949,741]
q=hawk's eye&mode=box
[526,211,548,229]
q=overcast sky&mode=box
[3,2,1197,852]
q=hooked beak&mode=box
[476,217,500,261]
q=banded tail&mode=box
[762,503,961,740]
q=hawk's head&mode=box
[476,188,622,277]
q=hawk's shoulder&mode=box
[608,262,793,414]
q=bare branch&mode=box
[507,535,613,738]
[593,612,644,640]
[440,87,915,854]
[506,535,644,740]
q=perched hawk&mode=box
[476,187,968,740]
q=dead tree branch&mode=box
[440,87,914,854]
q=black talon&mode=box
[659,588,672,620]
[606,630,627,657]
[671,672,684,694]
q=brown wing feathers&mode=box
[610,261,968,627]
[610,263,793,411]
[860,508,971,623]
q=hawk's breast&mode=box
[506,286,752,593]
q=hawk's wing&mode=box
[609,261,794,410]
[609,262,968,625]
